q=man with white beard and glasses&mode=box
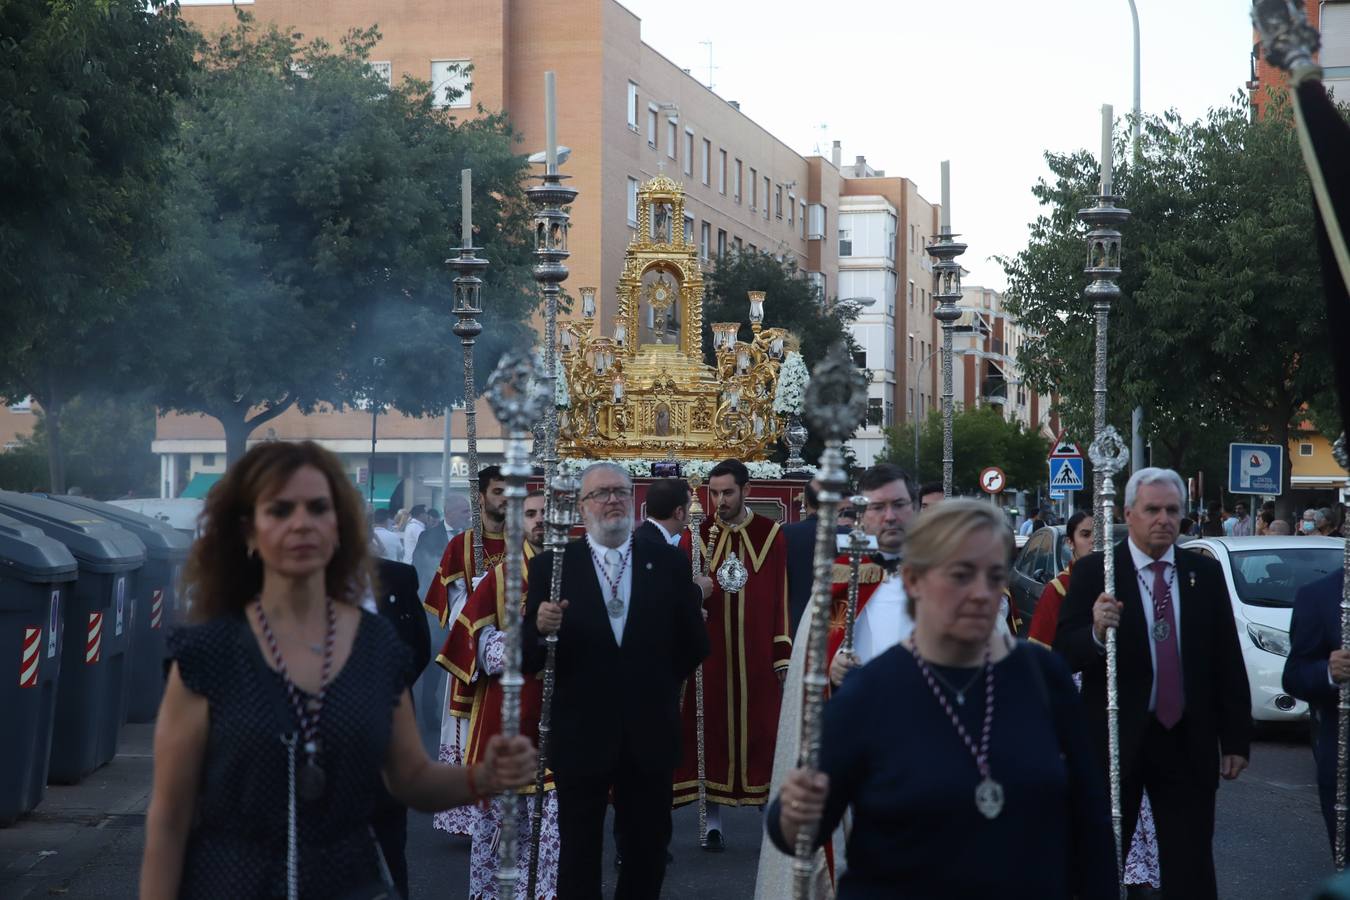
[524,463,709,898]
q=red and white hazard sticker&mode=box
[20,627,40,687]
[150,589,164,629]
[86,612,103,665]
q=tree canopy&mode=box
[881,405,1049,495]
[999,94,1337,508]
[113,16,539,461]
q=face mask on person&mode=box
[1302,520,1316,533]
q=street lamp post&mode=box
[1127,0,1147,475]
[913,343,975,482]
[926,161,968,499]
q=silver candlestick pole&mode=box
[526,72,577,524]
[793,346,867,900]
[1335,434,1350,871]
[450,196,489,573]
[485,351,548,896]
[527,471,579,894]
[1090,426,1130,891]
[687,476,710,847]
[839,495,869,659]
[926,161,967,499]
[1081,104,1131,895]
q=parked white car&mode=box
[1186,535,1344,723]
[106,497,203,538]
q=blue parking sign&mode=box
[1228,443,1284,495]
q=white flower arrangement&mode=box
[772,351,809,416]
[558,458,812,480]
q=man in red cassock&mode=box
[674,458,789,851]
[437,490,558,897]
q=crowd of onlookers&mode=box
[1015,498,1343,541]
[367,495,473,588]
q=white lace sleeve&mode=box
[478,625,505,678]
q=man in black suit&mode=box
[369,558,432,897]
[1284,568,1349,854]
[412,506,449,591]
[1055,466,1251,900]
[634,477,692,550]
[781,480,820,633]
[525,462,710,899]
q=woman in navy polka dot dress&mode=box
[139,442,534,899]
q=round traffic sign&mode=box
[980,466,1006,494]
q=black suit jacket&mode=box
[522,538,708,778]
[1284,569,1345,790]
[374,559,432,683]
[633,519,676,549]
[1054,541,1252,781]
[782,515,819,632]
[411,521,449,592]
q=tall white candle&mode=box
[461,169,472,245]
[940,160,951,232]
[545,71,558,173]
[1100,104,1114,195]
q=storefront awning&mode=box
[179,472,222,499]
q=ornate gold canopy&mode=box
[559,175,788,461]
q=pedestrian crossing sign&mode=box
[1048,457,1084,491]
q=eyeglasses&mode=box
[582,487,633,503]
[865,499,912,515]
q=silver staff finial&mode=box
[1252,0,1322,84]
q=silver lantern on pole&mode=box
[793,345,867,899]
[1080,103,1131,891]
[1335,435,1350,871]
[527,470,580,894]
[838,495,870,660]
[450,169,489,573]
[688,476,711,847]
[484,350,548,896]
[926,161,967,499]
[527,71,577,523]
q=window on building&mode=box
[910,223,917,251]
[369,61,392,87]
[733,159,742,202]
[775,186,783,218]
[431,60,471,108]
[702,139,711,184]
[867,397,884,428]
[718,149,727,194]
[627,177,638,225]
[667,120,678,160]
[807,203,825,239]
[748,243,756,254]
[749,168,758,209]
[717,228,728,257]
[787,193,795,225]
[852,349,867,369]
[1300,442,1315,456]
[684,130,694,176]
[908,280,915,306]
[700,222,711,259]
[627,81,639,129]
[908,335,915,359]
[202,453,217,467]
[647,105,658,147]
[884,400,894,428]
[838,229,852,257]
[800,201,806,237]
[763,176,771,219]
[909,388,915,414]
[734,236,743,254]
[683,213,694,245]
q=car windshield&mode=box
[1228,547,1343,608]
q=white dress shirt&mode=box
[645,518,684,547]
[401,518,425,564]
[587,534,634,645]
[854,575,912,665]
[1126,538,1183,712]
[373,526,402,561]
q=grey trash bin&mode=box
[43,495,192,723]
[0,492,145,784]
[0,512,77,824]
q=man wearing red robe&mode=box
[674,458,789,851]
[425,465,507,836]
[437,490,558,896]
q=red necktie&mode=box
[1151,561,1184,729]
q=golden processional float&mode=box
[556,175,811,471]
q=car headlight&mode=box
[1246,623,1291,657]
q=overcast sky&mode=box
[618,0,1255,289]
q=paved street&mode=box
[0,721,1335,899]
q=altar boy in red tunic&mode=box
[437,490,558,897]
[674,458,790,851]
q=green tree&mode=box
[117,16,538,462]
[701,250,856,370]
[0,0,197,491]
[999,95,1338,516]
[881,405,1050,495]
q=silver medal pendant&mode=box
[1152,619,1171,642]
[298,758,326,801]
[974,776,1004,820]
[606,596,625,619]
[716,554,749,593]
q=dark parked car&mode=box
[1009,523,1127,635]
